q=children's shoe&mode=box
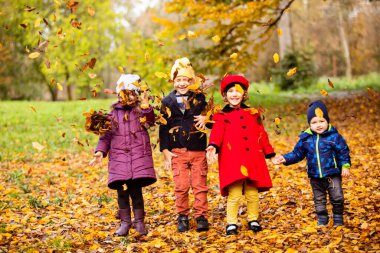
[248,220,262,232]
[195,215,209,232]
[177,215,189,232]
[333,214,344,226]
[226,224,238,235]
[317,215,329,226]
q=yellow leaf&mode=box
[178,34,187,40]
[235,84,244,94]
[124,113,128,121]
[155,72,168,79]
[240,165,248,176]
[277,28,283,37]
[212,35,220,43]
[88,6,95,16]
[28,52,40,59]
[57,83,63,91]
[304,226,317,233]
[117,66,124,74]
[360,221,369,229]
[315,108,324,118]
[187,30,197,39]
[132,81,140,87]
[320,89,328,96]
[165,107,172,118]
[287,67,297,77]
[275,117,281,125]
[140,116,147,123]
[34,18,41,27]
[187,83,200,91]
[245,108,258,115]
[230,53,238,59]
[88,73,97,79]
[273,53,280,63]
[141,83,149,91]
[32,142,45,152]
[285,249,298,253]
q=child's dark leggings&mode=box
[116,183,144,210]
[310,175,344,216]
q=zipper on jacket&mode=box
[333,157,337,168]
[316,134,322,178]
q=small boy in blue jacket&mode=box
[276,100,351,226]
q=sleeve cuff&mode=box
[265,153,276,159]
[209,144,220,154]
[342,163,351,169]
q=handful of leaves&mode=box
[83,109,117,136]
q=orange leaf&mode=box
[320,89,328,96]
[328,78,334,88]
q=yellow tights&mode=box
[227,180,259,224]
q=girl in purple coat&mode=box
[89,74,157,236]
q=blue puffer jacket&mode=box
[283,125,351,178]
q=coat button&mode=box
[244,137,248,140]
[240,116,244,119]
[242,125,246,129]
[246,148,250,151]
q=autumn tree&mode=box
[154,0,295,76]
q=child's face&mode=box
[225,85,243,107]
[310,117,328,134]
[173,76,193,95]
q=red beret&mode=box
[220,75,249,95]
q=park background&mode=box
[0,0,379,252]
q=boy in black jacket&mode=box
[159,57,209,232]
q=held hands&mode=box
[271,154,286,165]
[89,151,103,167]
[341,168,351,178]
[163,149,178,170]
[194,115,207,130]
[206,146,217,164]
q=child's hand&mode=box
[140,90,150,109]
[272,154,286,165]
[194,115,207,130]
[163,149,177,170]
[206,146,217,164]
[342,168,351,178]
[89,151,103,166]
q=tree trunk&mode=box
[278,0,293,58]
[337,0,352,78]
[64,64,72,100]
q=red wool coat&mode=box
[209,104,274,196]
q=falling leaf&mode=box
[315,108,324,118]
[88,58,96,69]
[123,184,128,191]
[165,107,172,118]
[141,83,149,91]
[87,7,95,16]
[155,72,168,79]
[157,40,165,46]
[277,28,283,36]
[287,67,297,77]
[66,0,79,12]
[30,106,36,112]
[42,18,49,26]
[230,53,238,59]
[124,113,128,121]
[235,84,244,94]
[32,142,45,152]
[367,87,378,98]
[140,116,147,124]
[273,53,280,63]
[178,34,187,40]
[328,78,334,88]
[187,30,197,39]
[245,108,259,115]
[70,19,81,29]
[56,83,63,91]
[320,89,328,96]
[28,52,40,59]
[117,66,124,74]
[79,97,87,100]
[91,89,97,97]
[240,165,248,176]
[20,23,28,29]
[104,89,116,95]
[34,18,41,27]
[61,132,66,138]
[275,117,281,126]
[212,35,220,43]
[88,73,97,79]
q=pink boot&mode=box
[116,208,132,236]
[133,209,147,235]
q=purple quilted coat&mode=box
[95,102,157,189]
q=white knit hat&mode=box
[115,74,141,94]
[170,57,195,80]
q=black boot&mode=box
[177,215,189,232]
[133,209,148,235]
[226,224,238,235]
[196,215,209,232]
[333,214,343,226]
[317,215,329,226]
[116,208,132,236]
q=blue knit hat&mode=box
[307,100,329,124]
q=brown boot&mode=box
[116,208,132,236]
[133,209,147,235]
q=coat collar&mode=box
[222,103,250,112]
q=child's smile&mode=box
[226,85,244,107]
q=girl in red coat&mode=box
[206,75,278,235]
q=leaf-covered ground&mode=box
[1,93,379,252]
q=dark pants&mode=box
[116,182,144,209]
[310,175,344,216]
